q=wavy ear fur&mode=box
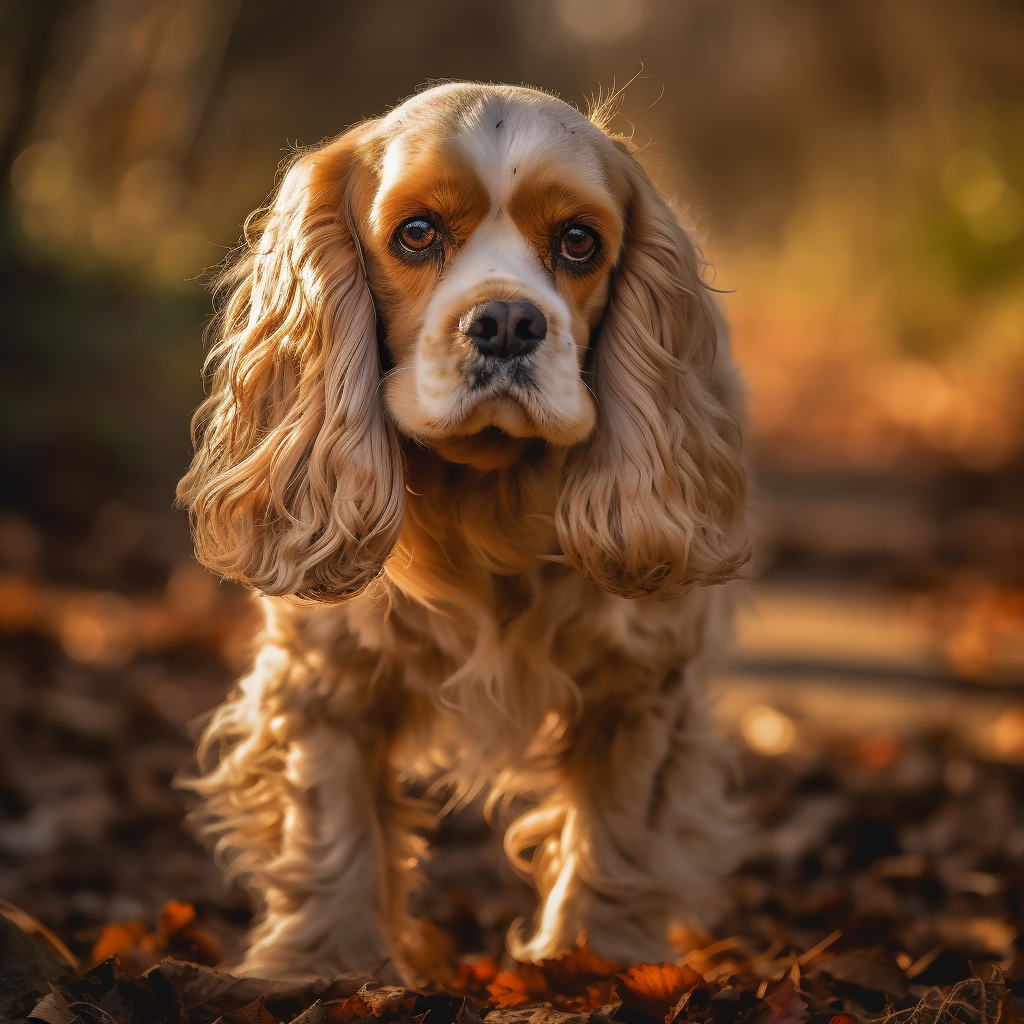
[177,127,404,600]
[556,153,748,598]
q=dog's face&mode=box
[349,86,629,465]
[178,83,748,601]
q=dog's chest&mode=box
[491,571,532,627]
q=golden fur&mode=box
[177,82,749,983]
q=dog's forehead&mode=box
[377,85,614,206]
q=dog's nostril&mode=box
[514,316,543,341]
[508,302,547,344]
[460,300,545,358]
[459,302,506,344]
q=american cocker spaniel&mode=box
[177,82,750,983]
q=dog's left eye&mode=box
[398,218,437,253]
[559,225,598,263]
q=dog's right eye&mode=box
[559,225,598,264]
[398,218,437,253]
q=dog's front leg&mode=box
[508,669,744,966]
[238,722,412,981]
[190,645,422,982]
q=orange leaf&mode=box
[487,972,531,1008]
[517,963,552,998]
[540,944,621,992]
[90,920,147,964]
[471,956,500,984]
[617,963,701,1019]
[159,900,196,937]
[561,979,619,1011]
[459,955,500,990]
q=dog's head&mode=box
[178,83,747,601]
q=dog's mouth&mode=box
[428,426,547,470]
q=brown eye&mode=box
[398,218,437,252]
[560,225,597,262]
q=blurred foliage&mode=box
[1,0,1023,502]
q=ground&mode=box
[1,476,1023,1022]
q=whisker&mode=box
[375,364,410,396]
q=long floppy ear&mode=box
[177,126,404,600]
[555,154,748,598]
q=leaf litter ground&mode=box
[2,519,1024,1024]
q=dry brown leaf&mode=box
[323,995,372,1022]
[211,996,279,1024]
[617,963,701,1019]
[485,1009,591,1024]
[27,986,77,1024]
[358,986,418,1017]
[753,978,808,1024]
[539,945,620,993]
[816,946,908,999]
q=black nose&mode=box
[459,300,547,358]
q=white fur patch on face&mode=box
[382,96,613,448]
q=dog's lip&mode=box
[427,427,544,469]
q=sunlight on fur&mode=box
[176,82,750,984]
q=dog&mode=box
[177,82,749,983]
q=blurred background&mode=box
[1,0,1023,980]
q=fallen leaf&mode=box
[815,946,908,999]
[212,996,279,1024]
[358,985,418,1018]
[484,1009,591,1024]
[488,973,532,1008]
[539,946,620,993]
[560,979,618,1012]
[753,978,808,1024]
[28,986,77,1024]
[323,994,372,1022]
[159,900,196,936]
[616,963,701,1020]
[89,921,147,966]
[458,956,500,992]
